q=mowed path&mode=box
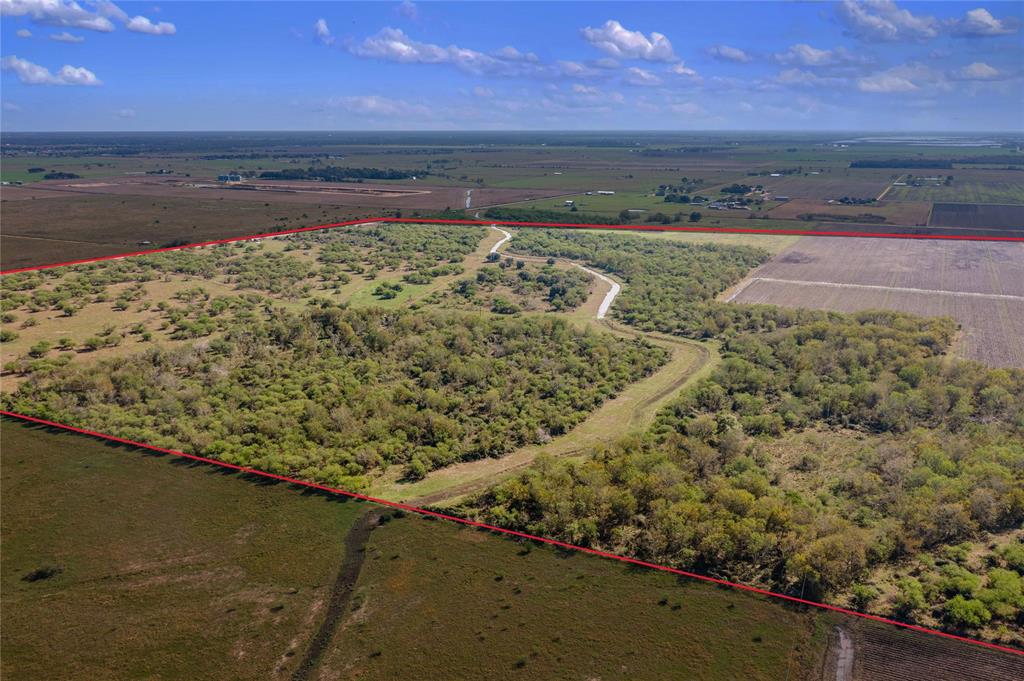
[369,226,715,506]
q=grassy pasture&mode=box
[0,193,377,271]
[322,506,830,681]
[1,418,367,681]
[887,181,1024,205]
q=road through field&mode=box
[368,226,711,506]
[728,277,1024,303]
[488,224,621,319]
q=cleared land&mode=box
[755,171,894,201]
[0,419,828,681]
[1,419,367,680]
[929,203,1024,230]
[766,199,933,226]
[728,237,1024,367]
[0,179,565,270]
[885,170,1024,205]
[7,419,1020,680]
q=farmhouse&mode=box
[597,190,615,195]
[217,174,243,183]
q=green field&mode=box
[324,502,828,680]
[1,418,366,680]
[886,181,1024,205]
[1,418,836,680]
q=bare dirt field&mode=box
[757,171,894,201]
[0,194,373,270]
[929,203,1024,230]
[767,199,932,226]
[0,179,568,270]
[727,236,1024,368]
[847,620,1023,681]
[3,177,564,210]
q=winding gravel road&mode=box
[489,225,620,320]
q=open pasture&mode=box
[0,418,834,681]
[1,419,367,681]
[0,192,370,271]
[755,170,895,201]
[766,198,932,226]
[4,176,563,211]
[929,203,1024,230]
[727,236,1024,367]
[885,169,1024,205]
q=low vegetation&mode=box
[3,306,666,488]
[439,260,592,314]
[3,419,846,681]
[466,229,1024,645]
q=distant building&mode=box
[218,173,243,183]
[564,200,575,206]
[596,190,615,195]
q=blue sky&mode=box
[1,1,1022,131]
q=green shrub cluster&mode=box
[3,306,667,489]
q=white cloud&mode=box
[352,27,518,76]
[670,62,699,78]
[541,83,625,111]
[776,68,830,86]
[495,46,538,62]
[857,64,945,93]
[670,102,703,115]
[773,44,866,67]
[313,18,334,45]
[397,0,417,21]
[352,27,450,63]
[1,0,174,35]
[951,61,1000,80]
[327,95,427,117]
[125,15,175,35]
[738,101,754,112]
[947,8,1020,37]
[707,44,751,63]
[836,0,938,42]
[1,54,101,85]
[0,0,114,32]
[624,66,661,86]
[115,107,135,118]
[16,28,32,37]
[858,72,916,92]
[3,100,23,111]
[472,85,494,98]
[555,60,598,79]
[49,30,83,42]
[580,19,675,62]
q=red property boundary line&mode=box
[1,216,1022,658]
[2,216,1023,275]
[2,409,1022,659]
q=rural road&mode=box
[489,225,620,319]
[834,626,854,681]
[489,225,512,254]
[727,276,1024,303]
